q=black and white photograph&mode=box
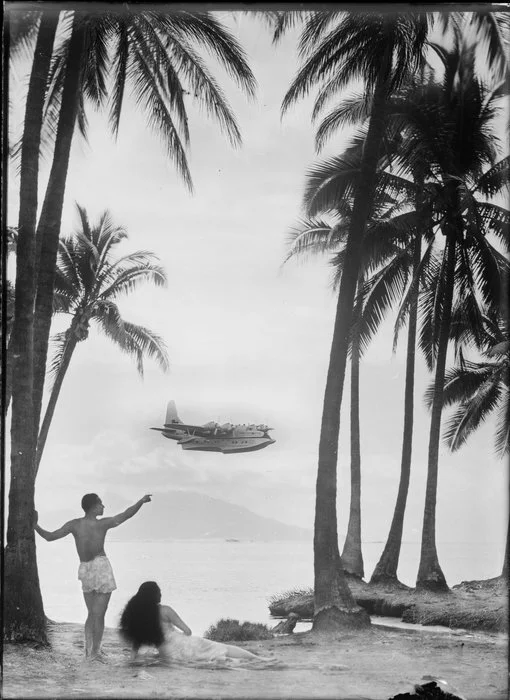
[2,3,509,698]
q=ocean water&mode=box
[36,538,505,636]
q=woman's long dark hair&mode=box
[120,581,164,648]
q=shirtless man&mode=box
[34,493,152,661]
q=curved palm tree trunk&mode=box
[370,231,422,585]
[5,11,58,643]
[3,283,15,416]
[416,233,456,592]
[36,320,80,473]
[341,290,364,578]
[502,512,509,578]
[4,338,13,416]
[33,11,85,452]
[313,46,392,632]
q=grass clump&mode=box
[267,587,312,607]
[204,618,274,642]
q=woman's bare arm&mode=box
[161,604,192,635]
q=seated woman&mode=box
[119,581,272,665]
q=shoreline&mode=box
[3,618,507,699]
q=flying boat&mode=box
[151,401,275,454]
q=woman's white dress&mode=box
[160,623,238,665]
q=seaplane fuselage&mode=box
[151,402,275,454]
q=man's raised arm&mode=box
[103,495,152,529]
[33,510,74,541]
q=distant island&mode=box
[104,490,312,542]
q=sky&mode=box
[6,10,508,574]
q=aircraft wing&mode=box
[163,422,216,436]
[163,422,234,436]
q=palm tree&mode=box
[366,152,437,587]
[35,205,169,472]
[365,33,508,586]
[398,41,510,590]
[6,6,256,641]
[286,217,367,580]
[32,6,258,470]
[281,11,432,630]
[286,134,426,583]
[367,206,426,587]
[3,228,18,395]
[310,79,443,588]
[5,9,59,643]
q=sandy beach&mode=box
[2,617,507,700]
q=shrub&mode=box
[204,618,274,642]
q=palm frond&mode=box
[98,259,167,300]
[95,313,170,378]
[159,31,244,149]
[361,211,418,274]
[474,202,510,250]
[47,330,70,384]
[129,23,192,190]
[108,15,129,137]
[93,299,126,341]
[443,379,503,451]
[157,11,257,98]
[314,96,371,152]
[358,251,411,354]
[303,152,361,216]
[298,11,344,56]
[466,236,506,317]
[56,237,85,299]
[494,396,510,456]
[130,14,191,145]
[80,13,110,108]
[282,15,383,115]
[469,11,510,79]
[122,321,170,376]
[94,250,165,293]
[393,238,435,355]
[284,217,346,264]
[268,10,309,44]
[474,156,510,198]
[436,361,501,408]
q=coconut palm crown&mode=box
[35,204,169,470]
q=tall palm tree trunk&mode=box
[33,11,84,450]
[416,233,456,592]
[313,45,392,632]
[5,339,13,416]
[501,511,508,579]
[370,231,422,586]
[5,11,58,642]
[36,319,80,473]
[341,291,364,578]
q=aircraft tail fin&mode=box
[165,401,182,424]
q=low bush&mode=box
[204,618,274,642]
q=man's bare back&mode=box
[70,518,109,562]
